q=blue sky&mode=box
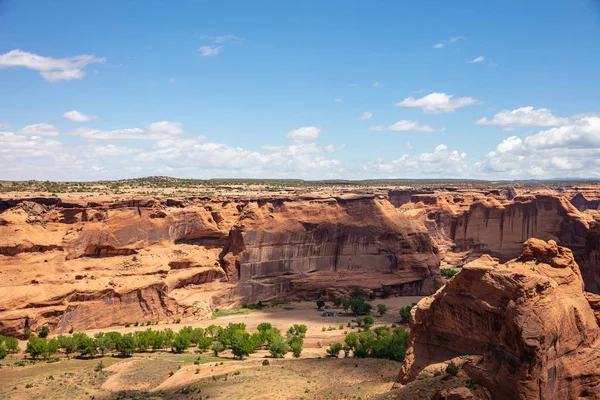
[1,0,600,180]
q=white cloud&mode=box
[413,89,426,94]
[396,92,480,114]
[0,123,10,129]
[433,36,466,49]
[358,112,373,120]
[489,63,498,67]
[201,34,244,43]
[63,110,99,122]
[17,123,60,136]
[70,121,183,140]
[476,106,569,128]
[0,49,105,82]
[372,82,382,87]
[362,144,468,176]
[169,78,176,83]
[323,144,345,153]
[198,46,222,57]
[468,56,485,63]
[334,98,342,103]
[286,126,321,141]
[369,120,440,133]
[478,116,600,178]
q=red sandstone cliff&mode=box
[397,239,600,400]
[0,194,441,336]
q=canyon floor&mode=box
[0,297,421,400]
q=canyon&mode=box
[0,181,599,344]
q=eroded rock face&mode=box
[0,194,441,336]
[403,193,600,294]
[398,239,600,400]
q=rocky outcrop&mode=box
[398,239,600,400]
[0,194,441,336]
[404,193,600,294]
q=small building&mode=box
[322,311,338,317]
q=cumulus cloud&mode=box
[70,121,183,140]
[63,110,99,122]
[476,106,569,128]
[0,49,105,82]
[286,126,321,141]
[369,120,440,133]
[362,144,468,176]
[396,92,480,114]
[358,112,373,120]
[17,123,60,136]
[478,116,600,178]
[198,46,222,57]
[468,56,485,63]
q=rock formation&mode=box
[398,239,600,400]
[0,194,441,336]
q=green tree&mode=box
[171,333,191,353]
[362,316,374,327]
[326,342,343,357]
[257,322,272,333]
[344,332,359,351]
[212,342,225,356]
[39,325,50,338]
[197,336,213,352]
[381,286,392,298]
[399,303,416,324]
[377,304,387,316]
[0,345,7,360]
[230,330,255,359]
[74,333,97,357]
[57,335,78,358]
[316,299,325,309]
[268,338,289,358]
[5,337,20,353]
[116,334,137,357]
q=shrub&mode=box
[368,292,376,300]
[326,342,343,357]
[377,304,387,316]
[381,286,392,298]
[124,322,131,328]
[441,268,461,279]
[39,326,50,338]
[290,340,303,358]
[94,361,104,372]
[0,345,7,360]
[257,322,272,333]
[399,303,417,324]
[446,361,459,376]
[316,299,325,309]
[262,359,270,366]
